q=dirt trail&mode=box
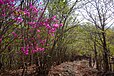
[0,60,98,76]
[48,60,98,76]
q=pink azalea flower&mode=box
[0,37,2,43]
[2,13,6,17]
[4,0,14,4]
[21,47,25,52]
[52,15,56,20]
[35,47,45,52]
[21,46,29,55]
[12,32,17,37]
[24,49,29,55]
[24,10,30,16]
[37,29,40,32]
[53,24,59,28]
[60,23,63,26]
[50,28,56,33]
[15,17,23,23]
[24,38,27,41]
[0,0,4,4]
[11,0,14,2]
[40,48,44,51]
[51,33,55,36]
[40,39,46,44]
[46,24,51,29]
[40,2,42,4]
[28,22,36,25]
[33,7,38,13]
[36,47,40,51]
[40,8,44,11]
[38,48,44,52]
[32,50,36,54]
[29,3,33,9]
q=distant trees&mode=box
[47,0,80,64]
[80,0,114,72]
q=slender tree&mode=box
[80,0,114,72]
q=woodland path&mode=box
[0,60,102,76]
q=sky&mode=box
[72,0,114,27]
[15,0,114,28]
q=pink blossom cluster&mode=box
[21,45,45,55]
[19,3,63,55]
[32,47,45,54]
[0,0,14,17]
[0,0,63,55]
[0,37,2,43]
[21,46,29,55]
[0,0,14,5]
[12,32,18,38]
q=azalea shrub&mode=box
[0,0,63,56]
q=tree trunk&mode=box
[93,41,99,70]
[102,32,109,72]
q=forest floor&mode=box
[48,60,98,76]
[0,60,100,76]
